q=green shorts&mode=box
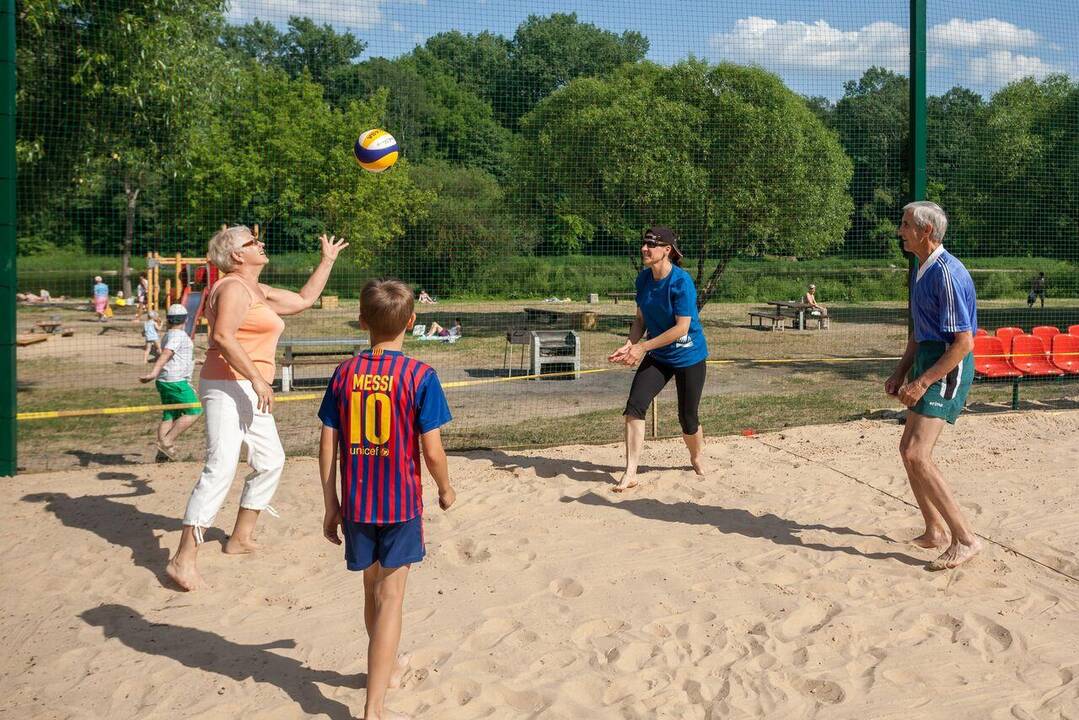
[156,380,202,420]
[911,341,974,424]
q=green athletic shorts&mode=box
[155,379,202,420]
[911,341,974,424]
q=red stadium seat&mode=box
[1010,335,1063,377]
[994,327,1023,356]
[1032,326,1060,348]
[972,336,1022,379]
[1069,325,1079,338]
[975,328,988,337]
[1051,334,1079,375]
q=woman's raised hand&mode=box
[608,341,633,364]
[319,234,349,261]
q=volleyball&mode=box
[354,129,399,173]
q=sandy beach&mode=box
[2,410,1078,719]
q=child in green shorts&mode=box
[140,304,202,461]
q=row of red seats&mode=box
[974,329,1079,378]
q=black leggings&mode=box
[624,356,707,435]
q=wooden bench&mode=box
[279,337,367,392]
[748,311,786,331]
[607,292,635,304]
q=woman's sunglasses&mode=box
[642,238,670,248]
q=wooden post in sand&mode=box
[650,397,658,438]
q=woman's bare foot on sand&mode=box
[927,538,983,570]
[388,654,411,689]
[690,457,706,476]
[612,473,638,492]
[364,710,411,720]
[223,536,261,554]
[911,530,949,549]
[166,557,206,591]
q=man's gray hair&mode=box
[207,225,252,272]
[903,201,948,242]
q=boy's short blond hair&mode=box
[360,279,414,337]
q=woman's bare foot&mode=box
[612,472,638,493]
[364,710,412,720]
[927,538,983,571]
[166,557,205,591]
[223,536,261,554]
[911,530,949,549]
[689,457,706,476]
[388,654,411,689]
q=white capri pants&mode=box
[183,378,285,539]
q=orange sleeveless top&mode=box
[200,276,285,384]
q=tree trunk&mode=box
[121,178,140,298]
[696,242,738,310]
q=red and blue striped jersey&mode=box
[318,349,451,524]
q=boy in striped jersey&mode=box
[318,279,454,720]
[887,201,982,571]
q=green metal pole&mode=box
[0,0,16,476]
[906,0,927,336]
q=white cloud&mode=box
[928,18,1040,50]
[226,0,424,31]
[709,17,908,75]
[966,50,1061,86]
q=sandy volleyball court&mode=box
[2,411,1078,719]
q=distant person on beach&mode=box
[136,274,149,318]
[140,304,202,461]
[92,276,109,322]
[166,226,348,592]
[417,289,436,304]
[1028,272,1046,308]
[886,201,981,571]
[802,284,828,317]
[142,311,162,363]
[318,278,455,720]
[609,225,708,492]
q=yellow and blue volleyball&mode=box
[354,129,399,173]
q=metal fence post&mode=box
[0,0,17,476]
[906,0,927,337]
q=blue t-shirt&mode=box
[635,266,709,367]
[912,246,978,344]
[92,282,109,298]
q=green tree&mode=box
[178,70,430,266]
[833,67,909,258]
[926,87,985,255]
[518,60,852,307]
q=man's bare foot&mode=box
[388,654,411,689]
[612,473,638,493]
[927,538,983,571]
[166,557,205,591]
[911,530,949,549]
[223,537,261,554]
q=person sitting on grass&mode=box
[139,304,203,462]
[417,289,437,304]
[424,318,461,339]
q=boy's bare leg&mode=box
[224,507,261,554]
[166,525,206,591]
[614,416,645,491]
[900,413,982,568]
[162,414,200,448]
[364,565,410,689]
[157,420,175,448]
[364,564,411,720]
[682,428,705,475]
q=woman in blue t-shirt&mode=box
[608,226,709,491]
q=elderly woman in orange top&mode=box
[167,226,348,591]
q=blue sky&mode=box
[226,0,1079,99]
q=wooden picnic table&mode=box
[765,301,811,330]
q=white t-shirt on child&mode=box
[160,329,194,383]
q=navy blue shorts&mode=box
[343,515,425,571]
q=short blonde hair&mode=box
[360,279,414,337]
[207,225,252,272]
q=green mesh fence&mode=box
[10,1,1079,471]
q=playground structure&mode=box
[145,224,264,336]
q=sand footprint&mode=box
[796,676,846,705]
[450,538,491,565]
[549,577,584,598]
